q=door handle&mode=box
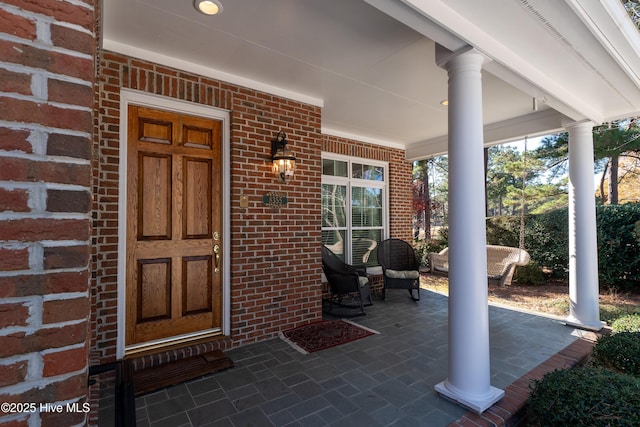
[214,244,220,273]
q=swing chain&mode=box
[519,136,528,252]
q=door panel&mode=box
[183,124,214,149]
[138,153,172,240]
[138,117,173,144]
[182,255,212,315]
[137,258,171,322]
[183,158,212,238]
[126,105,223,348]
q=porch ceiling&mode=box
[103,0,640,158]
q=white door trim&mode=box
[116,89,231,359]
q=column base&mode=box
[564,315,605,331]
[435,380,505,414]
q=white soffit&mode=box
[397,0,640,123]
[567,0,640,88]
[564,0,640,120]
[102,0,545,149]
[102,40,325,108]
[102,0,640,155]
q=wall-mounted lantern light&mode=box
[271,131,296,182]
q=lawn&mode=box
[420,274,640,324]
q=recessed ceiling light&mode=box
[194,0,223,15]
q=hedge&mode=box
[527,367,640,427]
[528,332,640,426]
[486,203,640,291]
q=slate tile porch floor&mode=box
[99,289,585,427]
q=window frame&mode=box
[321,152,389,274]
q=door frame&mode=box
[116,89,231,359]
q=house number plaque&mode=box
[262,192,288,210]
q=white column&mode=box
[434,47,504,413]
[565,121,604,330]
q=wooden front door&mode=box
[125,105,223,349]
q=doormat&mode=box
[279,319,379,354]
[133,350,234,396]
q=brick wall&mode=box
[0,1,95,426]
[92,51,414,367]
[93,52,325,364]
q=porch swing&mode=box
[427,138,531,286]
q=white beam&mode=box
[405,109,565,160]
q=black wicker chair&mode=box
[321,245,373,317]
[377,238,420,301]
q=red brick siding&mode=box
[92,52,414,368]
[0,68,32,95]
[0,7,36,40]
[389,150,414,241]
[0,303,29,329]
[0,361,28,388]
[0,128,32,153]
[0,189,30,213]
[93,52,325,364]
[0,247,29,271]
[0,1,95,426]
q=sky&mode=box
[503,136,543,152]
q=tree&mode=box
[412,156,449,239]
[534,118,640,205]
[429,156,449,227]
[484,142,569,216]
[413,160,431,239]
[616,157,640,203]
[623,1,640,29]
[486,146,522,215]
[593,119,640,204]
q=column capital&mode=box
[436,44,491,69]
[562,118,595,131]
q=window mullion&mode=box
[346,178,353,265]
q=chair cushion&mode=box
[385,269,420,279]
[358,276,369,287]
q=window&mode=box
[321,154,388,271]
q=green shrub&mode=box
[611,314,640,333]
[591,332,640,377]
[524,209,570,279]
[487,210,570,280]
[413,238,446,268]
[512,260,545,286]
[486,216,520,247]
[528,366,640,427]
[487,203,640,291]
[596,204,640,291]
[437,227,448,246]
[633,219,640,242]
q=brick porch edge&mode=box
[449,334,598,427]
